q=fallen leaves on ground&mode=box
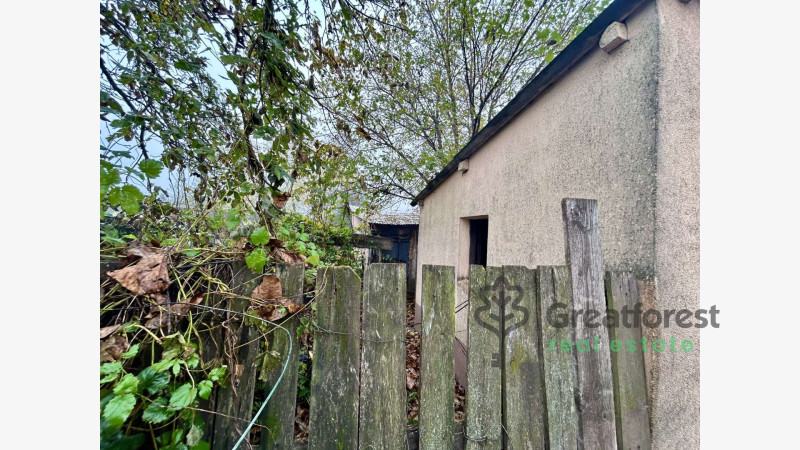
[107,245,170,295]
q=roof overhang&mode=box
[411,0,648,206]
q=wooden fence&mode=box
[205,198,650,449]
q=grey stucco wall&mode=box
[414,0,699,447]
[650,0,701,447]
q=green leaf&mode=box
[109,185,144,215]
[103,393,137,427]
[250,226,271,245]
[100,361,123,376]
[306,253,320,266]
[225,210,241,230]
[169,383,197,410]
[138,367,171,395]
[197,380,213,400]
[246,248,267,273]
[101,167,120,194]
[121,344,140,359]
[139,159,164,178]
[190,441,210,450]
[100,373,117,384]
[208,366,227,382]
[113,374,139,395]
[142,397,174,424]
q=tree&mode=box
[100,0,403,254]
[313,0,609,205]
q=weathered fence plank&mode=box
[420,265,456,450]
[561,198,618,448]
[308,266,362,450]
[465,265,502,449]
[260,263,305,449]
[358,264,408,450]
[537,266,580,450]
[503,265,545,449]
[212,262,263,450]
[605,271,651,450]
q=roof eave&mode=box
[411,0,648,206]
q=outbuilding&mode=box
[411,0,699,447]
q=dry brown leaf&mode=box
[100,324,121,340]
[252,275,282,301]
[257,297,301,322]
[268,237,285,248]
[100,335,129,363]
[107,246,170,295]
[272,193,290,209]
[145,294,204,329]
[271,248,306,264]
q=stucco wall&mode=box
[650,0,701,447]
[414,0,699,447]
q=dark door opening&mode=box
[468,218,488,267]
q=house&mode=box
[411,0,699,447]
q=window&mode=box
[468,218,488,267]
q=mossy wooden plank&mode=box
[605,271,651,450]
[420,265,456,450]
[308,266,361,450]
[212,262,263,450]
[562,198,618,448]
[537,266,579,450]
[502,265,545,449]
[260,263,305,449]
[465,265,502,449]
[358,264,408,450]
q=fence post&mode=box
[307,266,361,450]
[537,266,580,449]
[561,198,618,448]
[605,271,651,449]
[419,265,455,450]
[212,261,263,450]
[358,263,408,449]
[260,263,305,449]
[502,265,545,449]
[465,265,502,449]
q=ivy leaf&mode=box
[169,383,197,410]
[142,397,174,424]
[113,374,139,395]
[103,393,137,427]
[121,344,140,359]
[246,248,267,273]
[138,367,171,395]
[197,380,213,400]
[250,227,271,246]
[208,366,227,382]
[139,159,164,179]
